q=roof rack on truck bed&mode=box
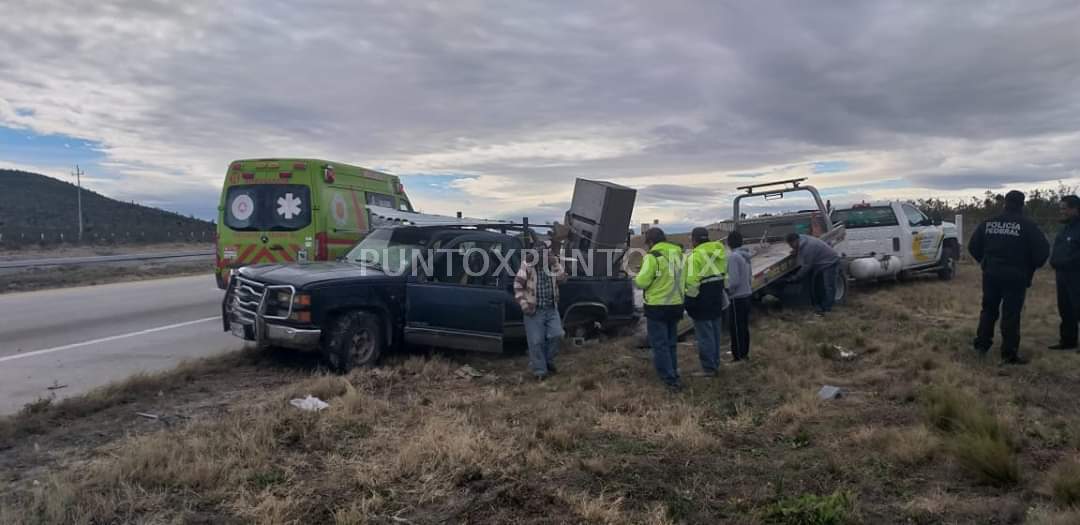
[736,177,808,194]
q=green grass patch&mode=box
[763,490,855,525]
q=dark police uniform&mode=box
[968,210,1049,360]
[1050,217,1080,348]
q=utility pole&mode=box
[73,164,83,242]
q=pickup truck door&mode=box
[899,204,944,266]
[403,235,510,353]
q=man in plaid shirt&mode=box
[514,239,567,380]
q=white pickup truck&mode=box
[831,202,960,282]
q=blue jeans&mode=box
[524,307,563,376]
[694,317,721,373]
[816,263,839,313]
[646,317,681,386]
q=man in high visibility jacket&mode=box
[683,227,728,377]
[634,227,686,391]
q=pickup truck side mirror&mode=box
[932,216,943,226]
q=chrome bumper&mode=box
[224,274,320,351]
[261,322,321,350]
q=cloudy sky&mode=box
[2,0,1080,229]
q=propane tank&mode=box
[848,254,903,281]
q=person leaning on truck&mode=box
[514,239,568,380]
[968,190,1050,365]
[785,233,842,316]
[683,227,728,377]
[726,231,753,361]
[1049,195,1080,353]
[634,228,687,392]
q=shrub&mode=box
[1048,458,1080,507]
[950,431,1020,486]
[763,490,855,525]
[921,385,1020,486]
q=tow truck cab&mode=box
[832,201,960,281]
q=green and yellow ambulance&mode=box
[215,158,413,289]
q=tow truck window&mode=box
[832,207,899,229]
[902,205,928,227]
[366,192,395,208]
[224,185,311,232]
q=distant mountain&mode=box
[0,169,214,244]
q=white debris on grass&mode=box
[289,395,330,412]
[817,385,844,400]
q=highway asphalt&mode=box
[0,250,214,269]
[0,275,243,414]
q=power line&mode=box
[72,165,83,242]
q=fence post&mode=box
[955,214,964,259]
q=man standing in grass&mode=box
[683,227,727,378]
[634,228,686,392]
[515,240,567,381]
[1049,195,1080,353]
[785,232,842,316]
[726,231,753,361]
[969,190,1050,365]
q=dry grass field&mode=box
[2,263,1080,524]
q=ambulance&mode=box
[215,158,413,289]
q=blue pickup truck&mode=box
[222,223,637,371]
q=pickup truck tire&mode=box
[811,268,848,306]
[324,311,384,373]
[938,240,959,281]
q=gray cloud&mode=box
[2,0,1080,223]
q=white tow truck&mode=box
[831,201,961,282]
[731,178,848,304]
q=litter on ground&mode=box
[289,395,330,412]
[455,365,484,379]
[817,385,844,400]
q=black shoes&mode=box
[1000,355,1030,366]
[1048,343,1078,351]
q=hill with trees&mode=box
[0,169,214,246]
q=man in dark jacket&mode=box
[786,233,842,316]
[969,190,1050,365]
[1049,195,1080,352]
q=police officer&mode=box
[683,227,728,378]
[969,190,1050,365]
[1049,195,1080,352]
[634,228,686,392]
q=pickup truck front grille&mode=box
[231,276,266,325]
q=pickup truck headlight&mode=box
[271,291,311,307]
[264,290,312,320]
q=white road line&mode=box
[0,317,220,364]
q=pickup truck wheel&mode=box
[938,241,959,281]
[811,269,848,306]
[324,311,384,373]
[833,270,848,305]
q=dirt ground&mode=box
[0,242,214,294]
[2,263,1080,524]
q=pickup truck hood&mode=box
[238,262,392,287]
